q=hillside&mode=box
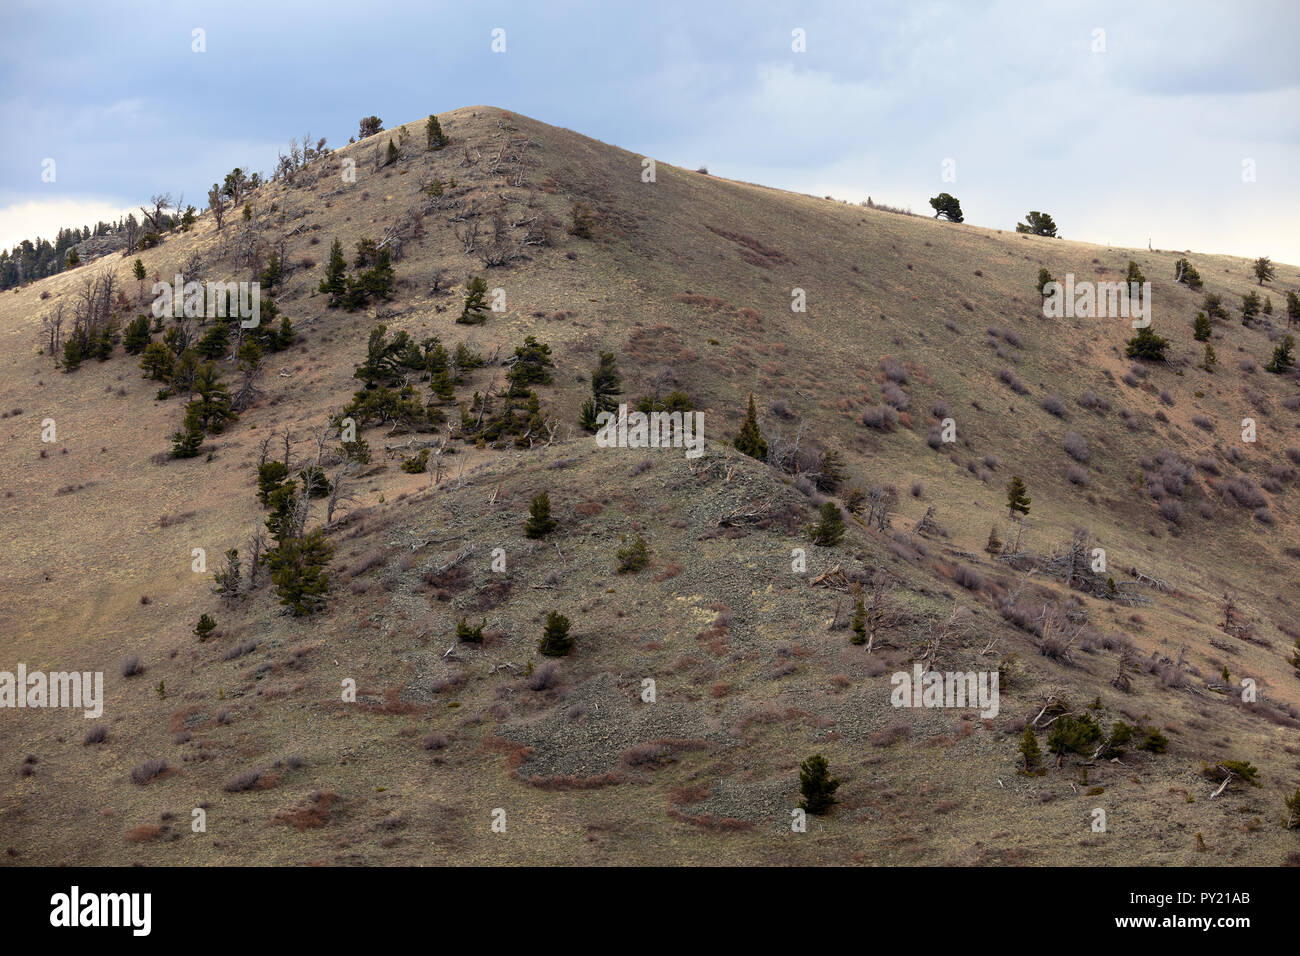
[2,106,1298,865]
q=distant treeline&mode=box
[0,221,124,290]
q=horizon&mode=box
[1,0,1297,264]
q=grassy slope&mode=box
[0,107,1297,865]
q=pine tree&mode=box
[140,342,175,382]
[1200,343,1217,372]
[1287,291,1300,328]
[1006,476,1031,517]
[538,610,574,657]
[1266,335,1295,374]
[261,250,282,291]
[1037,267,1055,295]
[928,192,963,222]
[1253,255,1275,285]
[1126,326,1169,361]
[808,501,846,546]
[385,139,400,166]
[590,351,622,414]
[194,614,217,641]
[425,114,447,150]
[733,393,768,460]
[1018,725,1042,771]
[212,548,241,599]
[798,753,840,814]
[1241,291,1262,325]
[133,258,147,282]
[268,528,335,616]
[1125,260,1146,286]
[123,315,152,354]
[525,492,557,539]
[319,239,348,306]
[458,276,489,324]
[169,406,204,458]
[360,247,395,301]
[1193,312,1212,341]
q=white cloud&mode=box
[0,199,135,252]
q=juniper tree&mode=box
[616,535,649,573]
[850,591,867,646]
[525,492,557,539]
[733,393,767,460]
[458,276,489,324]
[1018,725,1042,771]
[1006,476,1031,517]
[808,501,846,546]
[538,610,574,657]
[456,617,485,643]
[1037,268,1055,296]
[798,754,840,814]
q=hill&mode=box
[2,106,1298,865]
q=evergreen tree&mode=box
[985,526,1003,555]
[60,335,83,372]
[798,753,840,814]
[261,250,282,291]
[1200,343,1217,372]
[589,351,622,414]
[1016,211,1058,237]
[1018,725,1042,771]
[194,614,217,641]
[458,276,489,324]
[525,492,557,539]
[1006,476,1031,517]
[1173,258,1202,289]
[808,501,846,546]
[133,258,147,282]
[850,592,867,645]
[268,528,335,616]
[1286,291,1300,328]
[456,617,485,643]
[212,548,241,599]
[123,314,152,354]
[1126,326,1169,361]
[385,139,400,166]
[928,192,963,222]
[140,342,175,382]
[425,114,447,150]
[1192,312,1212,342]
[169,406,204,458]
[1266,335,1295,374]
[1037,267,1055,295]
[733,393,767,460]
[1253,255,1275,285]
[360,247,395,301]
[1203,293,1229,321]
[1046,713,1102,766]
[616,535,650,573]
[538,610,574,657]
[1125,260,1146,286]
[1241,291,1262,324]
[319,239,348,306]
[190,362,236,434]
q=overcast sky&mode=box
[2,0,1297,262]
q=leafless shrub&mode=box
[1068,465,1089,486]
[860,405,898,431]
[223,769,263,792]
[130,758,168,785]
[1077,390,1110,413]
[222,640,258,661]
[120,656,145,678]
[528,662,559,691]
[1042,394,1066,417]
[999,368,1028,394]
[1062,431,1089,463]
[882,382,910,410]
[83,725,108,745]
[880,356,908,383]
[1223,477,1266,509]
[1192,414,1214,431]
[1254,506,1275,525]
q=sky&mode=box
[1,0,1297,262]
